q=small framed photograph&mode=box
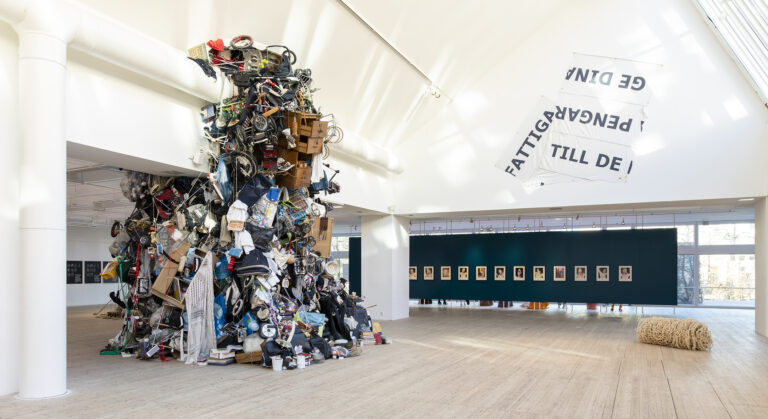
[553,266,566,281]
[476,266,487,281]
[424,266,434,280]
[513,266,525,281]
[596,266,609,282]
[619,266,632,282]
[409,266,417,280]
[574,266,587,282]
[458,266,469,281]
[533,266,545,281]
[441,266,451,281]
[494,266,506,281]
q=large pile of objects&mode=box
[99,37,388,370]
[636,317,712,351]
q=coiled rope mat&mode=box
[636,317,712,351]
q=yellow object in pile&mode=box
[100,261,119,280]
[372,322,382,333]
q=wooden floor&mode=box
[1,304,767,418]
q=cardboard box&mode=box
[151,242,191,309]
[309,217,333,257]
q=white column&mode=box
[17,28,68,398]
[755,198,768,337]
[0,22,20,397]
[360,215,410,320]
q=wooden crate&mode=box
[276,165,311,189]
[235,351,262,364]
[299,120,328,138]
[295,111,318,136]
[277,147,313,167]
[284,110,298,137]
[295,135,323,155]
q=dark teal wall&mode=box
[350,229,677,305]
[349,237,361,296]
[409,229,677,304]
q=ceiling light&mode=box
[429,85,441,99]
[739,198,755,202]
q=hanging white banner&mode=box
[560,53,661,106]
[550,93,646,146]
[538,131,634,182]
[494,97,555,181]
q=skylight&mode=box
[695,0,768,106]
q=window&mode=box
[677,254,696,305]
[331,236,350,252]
[699,223,754,245]
[676,225,695,246]
[699,254,755,304]
[330,236,350,280]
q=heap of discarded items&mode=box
[100,36,388,370]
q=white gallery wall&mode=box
[66,226,120,306]
[388,0,768,214]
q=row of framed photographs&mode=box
[409,265,633,282]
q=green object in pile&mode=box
[101,257,130,356]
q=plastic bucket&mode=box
[297,355,306,369]
[271,356,283,372]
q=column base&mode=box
[15,389,71,400]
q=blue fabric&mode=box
[298,311,326,327]
[214,294,227,339]
[217,158,232,202]
[237,174,272,207]
[215,258,230,280]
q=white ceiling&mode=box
[344,0,569,97]
[67,158,134,227]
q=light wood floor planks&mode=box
[1,304,766,418]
